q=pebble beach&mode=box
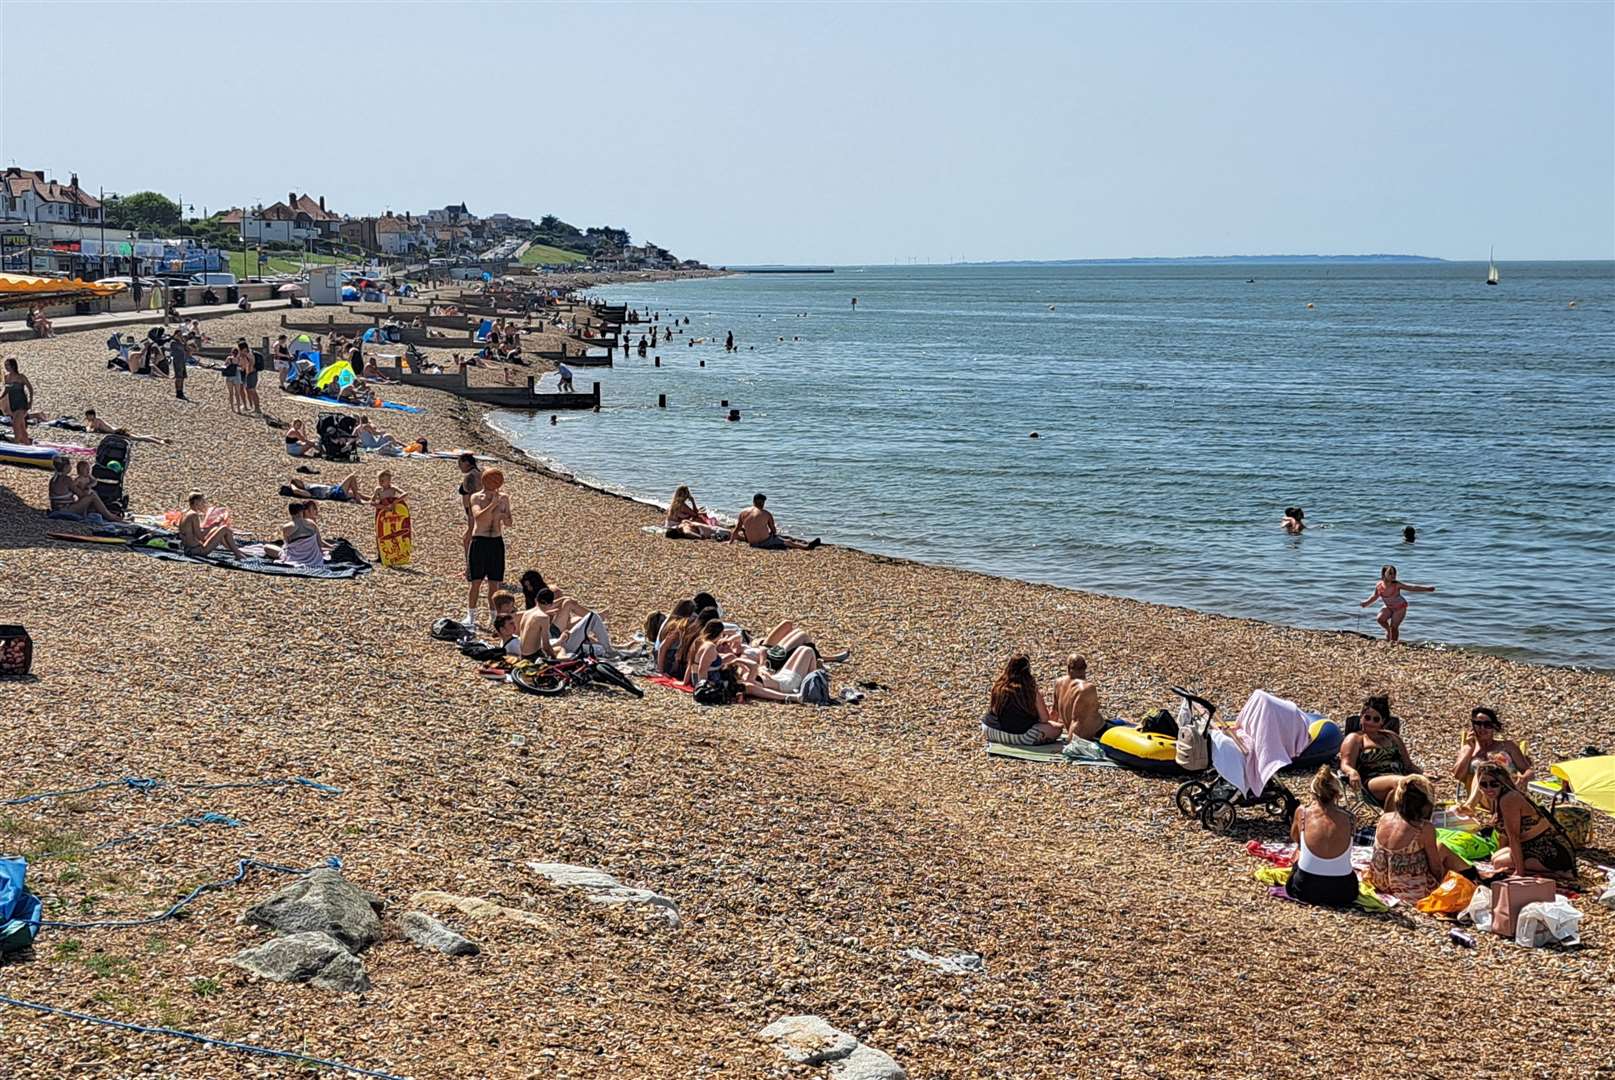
[2,302,1613,1078]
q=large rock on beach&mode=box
[228,931,371,993]
[238,868,383,953]
[758,1015,907,1080]
[400,910,480,956]
[524,862,680,927]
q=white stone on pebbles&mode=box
[758,1015,907,1080]
[524,861,680,926]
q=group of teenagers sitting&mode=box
[478,571,616,661]
[646,594,847,703]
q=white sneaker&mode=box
[463,611,478,629]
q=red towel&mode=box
[647,673,694,694]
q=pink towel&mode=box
[1230,689,1315,796]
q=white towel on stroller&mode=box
[1226,689,1317,797]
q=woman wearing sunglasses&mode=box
[1471,762,1575,880]
[1453,707,1533,791]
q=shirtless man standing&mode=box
[1053,654,1103,740]
[727,493,820,551]
[465,467,512,628]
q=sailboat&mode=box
[1486,247,1499,286]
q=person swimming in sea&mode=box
[1403,526,1416,543]
[1282,507,1305,533]
[1360,564,1435,645]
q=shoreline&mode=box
[483,410,1609,677]
[3,304,1612,1078]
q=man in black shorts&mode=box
[464,467,511,628]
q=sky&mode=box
[2,2,1610,264]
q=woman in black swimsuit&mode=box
[4,357,34,445]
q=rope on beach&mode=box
[0,994,409,1080]
[92,811,243,851]
[3,775,342,806]
[39,856,340,931]
[2,776,160,805]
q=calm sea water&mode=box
[493,263,1615,669]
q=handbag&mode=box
[1490,876,1557,937]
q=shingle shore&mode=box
[1,305,1610,1078]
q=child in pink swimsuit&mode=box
[1360,564,1435,644]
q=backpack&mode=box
[1140,709,1178,738]
[693,666,739,706]
[798,669,831,706]
[431,617,473,643]
[327,538,365,566]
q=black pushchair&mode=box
[92,435,132,516]
[316,413,359,461]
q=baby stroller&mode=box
[1174,688,1342,834]
[316,413,359,461]
[91,435,131,516]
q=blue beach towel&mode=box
[0,857,42,955]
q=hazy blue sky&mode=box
[3,2,1610,263]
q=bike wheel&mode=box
[511,664,568,696]
[589,660,643,698]
[1263,788,1298,820]
[1175,780,1210,819]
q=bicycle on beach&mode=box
[510,654,643,698]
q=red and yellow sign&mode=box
[375,497,413,567]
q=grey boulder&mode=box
[239,868,383,954]
[228,931,370,993]
[400,910,479,957]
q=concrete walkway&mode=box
[0,299,296,343]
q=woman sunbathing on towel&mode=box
[665,485,725,539]
[682,619,816,702]
[84,408,168,444]
[178,492,244,557]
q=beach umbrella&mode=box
[315,360,355,390]
[277,283,303,295]
[1551,756,1615,816]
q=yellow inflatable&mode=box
[1099,725,1179,771]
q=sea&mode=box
[491,262,1615,670]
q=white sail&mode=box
[1487,246,1499,284]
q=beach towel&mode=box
[127,543,372,579]
[1252,865,1394,913]
[1226,690,1316,797]
[647,673,694,694]
[285,394,426,415]
[986,742,1068,764]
